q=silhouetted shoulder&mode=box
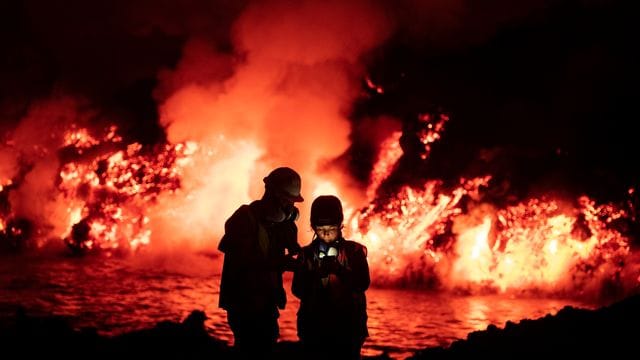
[218,204,254,253]
[343,239,367,257]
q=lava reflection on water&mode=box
[0,255,594,359]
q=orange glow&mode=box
[0,92,634,300]
[348,178,490,283]
[416,112,450,160]
[47,118,633,298]
[0,0,635,302]
[58,126,195,253]
[0,107,636,299]
[365,76,384,94]
[63,126,101,149]
[348,178,632,297]
[311,181,340,199]
[0,180,10,240]
[367,131,402,201]
[330,114,635,298]
[443,198,630,293]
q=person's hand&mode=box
[282,253,301,271]
[322,256,340,274]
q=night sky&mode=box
[2,0,637,202]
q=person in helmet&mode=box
[218,166,304,358]
[292,195,370,360]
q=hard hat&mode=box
[310,195,344,227]
[263,167,304,202]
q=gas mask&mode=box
[318,242,338,259]
[263,202,299,223]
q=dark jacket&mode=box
[218,200,300,313]
[292,237,370,345]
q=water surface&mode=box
[0,254,592,359]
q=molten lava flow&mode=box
[3,116,264,254]
[348,177,491,284]
[337,111,636,299]
[0,83,635,301]
[45,115,634,299]
[448,197,630,295]
[415,112,449,160]
[351,178,633,297]
[58,126,197,253]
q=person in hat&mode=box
[218,167,304,357]
[292,195,370,359]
